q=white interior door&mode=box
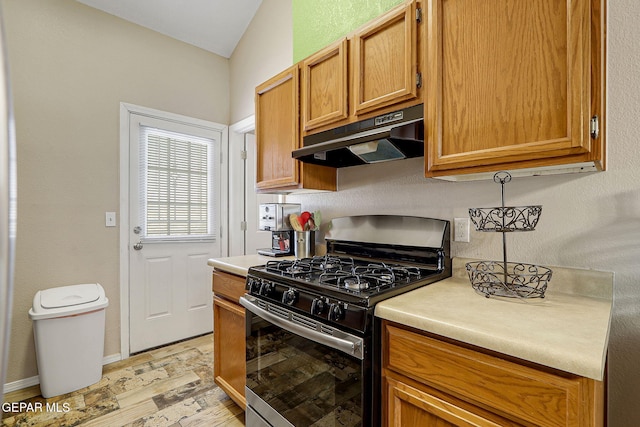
[228,121,275,256]
[245,133,277,254]
[127,112,224,353]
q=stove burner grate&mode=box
[314,261,426,292]
[265,255,357,278]
[265,259,321,278]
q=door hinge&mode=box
[416,72,422,89]
[416,7,422,23]
[590,115,600,139]
[240,221,247,231]
[240,149,247,160]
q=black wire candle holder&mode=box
[465,171,552,298]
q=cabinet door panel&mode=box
[425,0,592,172]
[385,376,507,427]
[302,38,349,131]
[213,295,246,409]
[385,324,588,426]
[354,0,419,115]
[255,66,299,189]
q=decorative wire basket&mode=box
[469,206,542,232]
[466,260,552,299]
[465,171,552,299]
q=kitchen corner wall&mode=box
[229,0,293,124]
[292,0,403,62]
[1,0,229,384]
[283,0,640,425]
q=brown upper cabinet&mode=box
[255,65,299,190]
[255,65,337,192]
[353,0,420,115]
[300,0,423,134]
[301,38,349,132]
[424,0,606,178]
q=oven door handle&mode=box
[240,295,364,360]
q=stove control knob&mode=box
[247,278,261,294]
[328,303,344,322]
[259,281,274,297]
[311,298,325,315]
[282,288,297,305]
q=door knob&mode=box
[133,241,143,250]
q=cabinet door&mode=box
[385,375,507,427]
[255,65,299,189]
[353,0,420,115]
[383,322,604,426]
[302,38,349,131]
[213,295,246,409]
[425,0,596,175]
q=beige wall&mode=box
[2,0,229,383]
[229,0,292,124]
[282,2,640,427]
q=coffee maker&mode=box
[257,203,300,257]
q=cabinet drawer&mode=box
[212,271,246,303]
[384,323,594,426]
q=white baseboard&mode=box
[3,353,122,394]
[3,375,39,394]
[102,353,122,366]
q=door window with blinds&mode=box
[139,126,217,241]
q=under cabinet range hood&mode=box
[293,104,424,168]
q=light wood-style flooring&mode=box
[1,334,244,427]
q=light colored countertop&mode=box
[207,254,295,277]
[207,255,613,381]
[375,258,613,381]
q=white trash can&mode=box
[28,283,109,398]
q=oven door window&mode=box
[246,311,364,427]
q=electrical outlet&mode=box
[454,217,470,242]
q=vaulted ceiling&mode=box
[76,0,263,58]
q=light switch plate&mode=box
[105,212,117,227]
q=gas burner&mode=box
[301,255,355,271]
[361,263,423,281]
[355,264,396,283]
[342,277,370,291]
[287,265,308,274]
[319,268,398,292]
[265,260,321,278]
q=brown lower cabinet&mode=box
[212,270,246,409]
[382,321,605,427]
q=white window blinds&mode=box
[139,126,216,240]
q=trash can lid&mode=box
[29,283,108,320]
[40,283,101,308]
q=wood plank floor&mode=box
[1,334,245,427]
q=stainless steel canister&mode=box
[294,231,315,258]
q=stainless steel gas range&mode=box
[240,215,451,427]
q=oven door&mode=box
[240,294,367,427]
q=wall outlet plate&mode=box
[454,217,470,242]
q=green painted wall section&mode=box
[293,0,404,62]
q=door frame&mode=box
[228,116,254,256]
[227,116,280,256]
[119,102,229,359]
